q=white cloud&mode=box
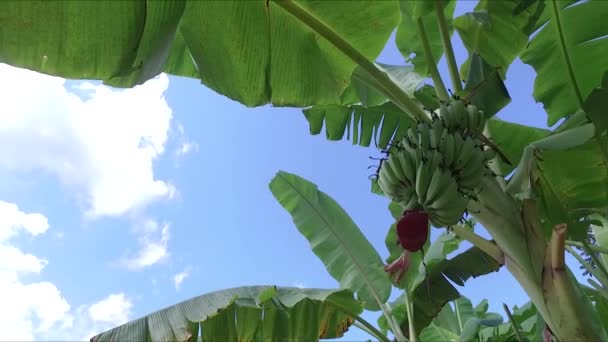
[0,201,49,242]
[0,201,135,340]
[0,201,71,340]
[88,293,132,326]
[173,268,191,290]
[123,220,170,270]
[0,64,175,218]
[293,282,305,289]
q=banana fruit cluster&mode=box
[377,100,495,228]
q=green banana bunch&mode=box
[375,99,498,228]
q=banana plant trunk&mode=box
[469,177,605,341]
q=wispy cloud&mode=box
[173,267,192,290]
[122,220,170,270]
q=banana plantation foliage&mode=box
[2,0,608,341]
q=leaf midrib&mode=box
[276,173,386,307]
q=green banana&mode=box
[476,110,486,133]
[458,151,485,190]
[426,179,459,210]
[458,161,484,192]
[462,149,485,177]
[450,100,466,130]
[466,104,479,134]
[414,147,423,168]
[379,161,399,187]
[388,153,408,186]
[377,176,395,196]
[428,150,443,172]
[440,104,454,131]
[418,123,431,152]
[398,151,416,184]
[451,133,465,167]
[424,168,451,207]
[407,127,419,148]
[415,160,432,204]
[429,119,445,149]
[443,133,455,166]
[454,137,476,171]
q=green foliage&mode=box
[418,296,503,342]
[455,0,545,73]
[269,171,391,311]
[462,54,511,118]
[91,286,362,342]
[520,0,608,125]
[396,0,456,75]
[378,218,501,337]
[0,0,399,107]
[4,0,608,340]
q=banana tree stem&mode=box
[435,0,462,93]
[415,17,449,102]
[273,0,430,123]
[450,224,504,264]
[502,303,524,342]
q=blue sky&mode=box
[0,1,590,341]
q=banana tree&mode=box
[2,0,608,340]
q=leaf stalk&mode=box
[450,224,504,264]
[416,17,449,102]
[434,0,462,93]
[273,0,430,123]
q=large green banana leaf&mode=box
[520,0,608,125]
[454,0,545,73]
[269,171,392,311]
[0,0,398,107]
[506,124,608,240]
[90,286,363,342]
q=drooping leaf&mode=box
[1,0,399,108]
[455,0,545,73]
[582,71,608,135]
[506,124,606,240]
[395,0,456,75]
[269,171,391,311]
[90,286,362,342]
[303,102,415,150]
[485,118,551,176]
[462,54,511,118]
[520,0,608,125]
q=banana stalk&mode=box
[470,177,607,341]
